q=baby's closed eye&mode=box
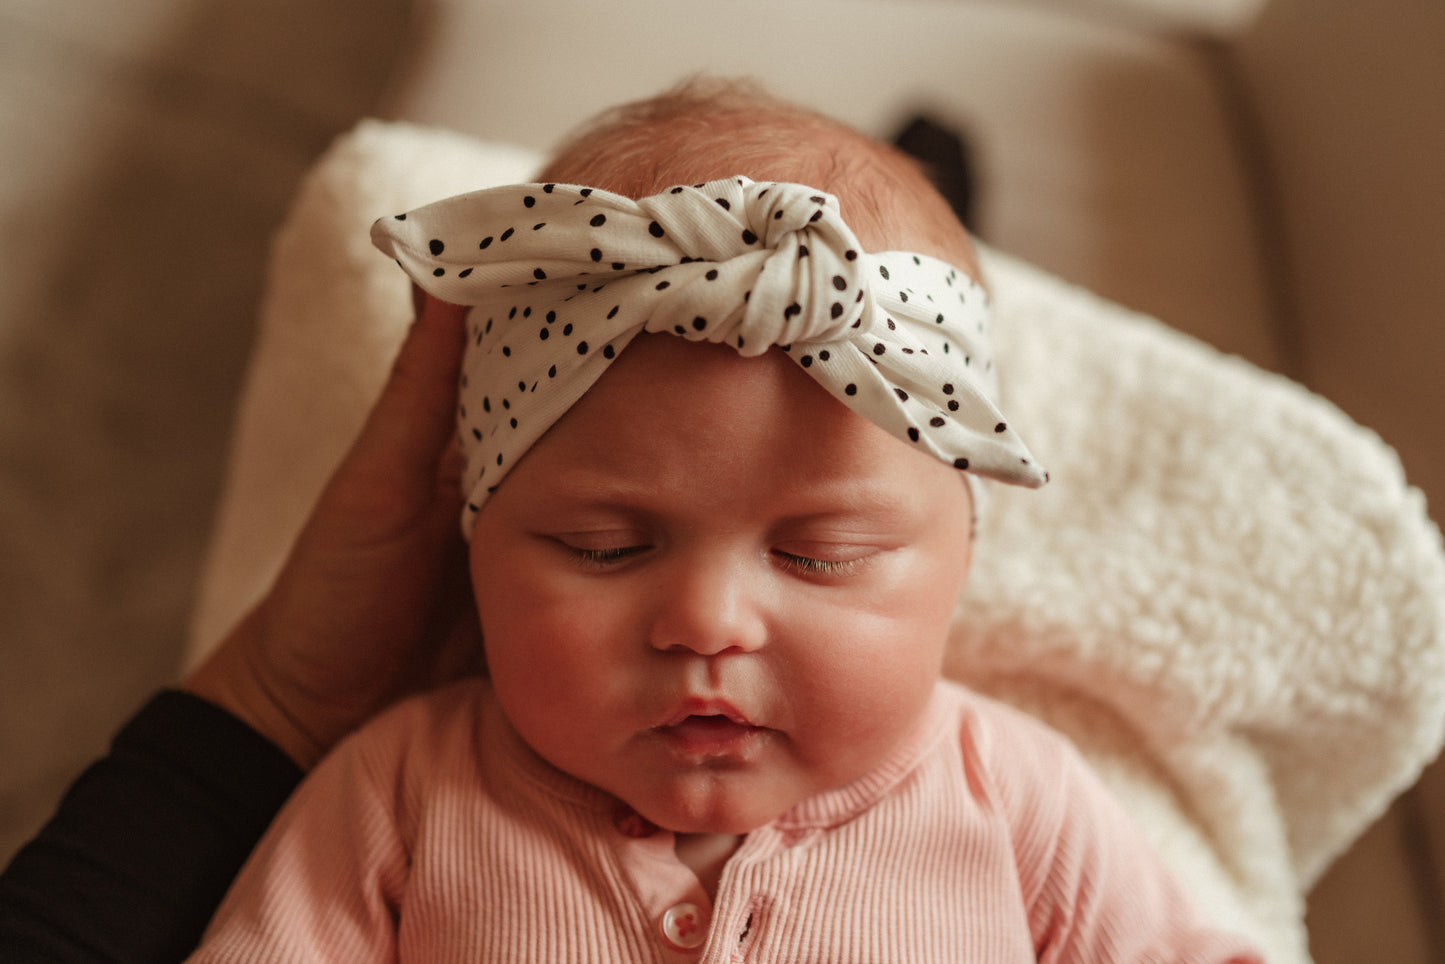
[771,541,881,579]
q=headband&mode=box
[371,176,1047,533]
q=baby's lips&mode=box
[661,698,756,729]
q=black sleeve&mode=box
[0,690,304,963]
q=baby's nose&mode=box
[647,554,767,657]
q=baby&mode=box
[189,82,1260,962]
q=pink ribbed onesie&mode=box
[190,679,1259,963]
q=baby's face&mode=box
[470,333,974,835]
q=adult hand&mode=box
[185,289,483,769]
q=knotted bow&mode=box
[371,176,1046,533]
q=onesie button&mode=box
[660,902,707,951]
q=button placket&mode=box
[606,806,714,956]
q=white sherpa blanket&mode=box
[187,120,1445,964]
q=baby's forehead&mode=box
[544,333,974,509]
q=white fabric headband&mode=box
[371,176,1047,533]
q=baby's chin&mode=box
[646,810,774,838]
[623,782,803,837]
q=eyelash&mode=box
[568,545,861,577]
[572,545,649,567]
[773,551,861,577]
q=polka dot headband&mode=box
[370,176,1048,534]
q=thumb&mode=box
[341,289,469,503]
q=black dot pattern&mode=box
[370,175,1047,532]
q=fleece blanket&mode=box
[187,120,1445,963]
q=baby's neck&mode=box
[674,833,743,899]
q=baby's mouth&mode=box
[655,703,767,758]
[660,699,755,730]
[672,714,751,734]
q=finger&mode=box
[435,433,465,498]
[343,292,469,499]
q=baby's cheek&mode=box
[794,638,934,760]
